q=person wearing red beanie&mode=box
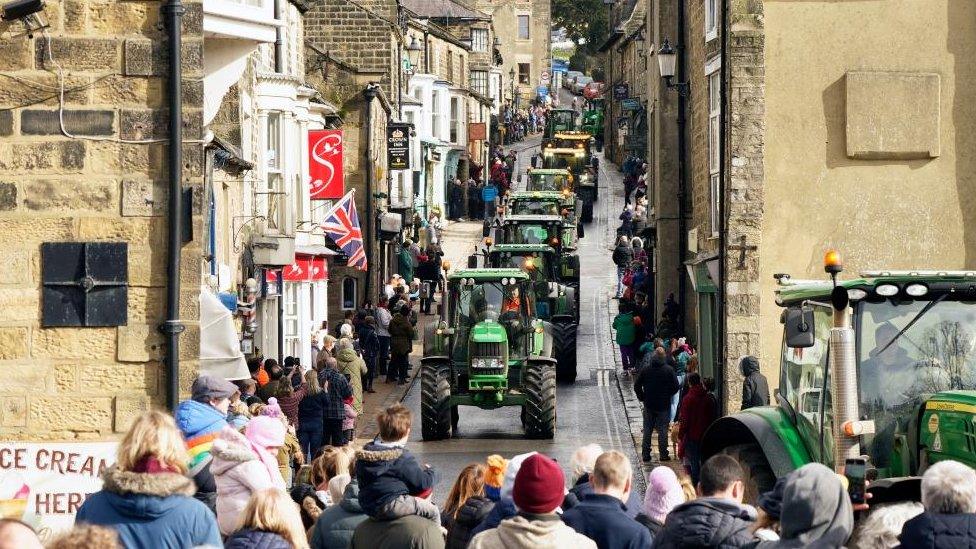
[469,454,596,549]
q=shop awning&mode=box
[199,290,250,380]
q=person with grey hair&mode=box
[851,502,922,549]
[569,444,604,485]
[898,459,976,547]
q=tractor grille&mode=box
[472,342,503,358]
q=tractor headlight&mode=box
[472,357,503,369]
[906,283,929,297]
[876,284,899,297]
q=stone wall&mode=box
[0,1,204,438]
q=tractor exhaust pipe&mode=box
[825,250,862,472]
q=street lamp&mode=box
[509,67,517,108]
[657,38,688,96]
[406,36,423,74]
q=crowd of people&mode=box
[447,146,521,224]
[11,391,976,549]
[500,101,549,144]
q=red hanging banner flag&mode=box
[282,257,312,281]
[309,129,344,200]
[309,257,328,280]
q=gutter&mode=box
[718,0,729,414]
[363,84,380,300]
[161,0,186,411]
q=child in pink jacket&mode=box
[342,395,358,445]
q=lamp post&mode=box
[406,36,423,74]
[509,67,516,109]
[657,39,688,96]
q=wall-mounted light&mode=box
[405,36,423,74]
[657,38,688,96]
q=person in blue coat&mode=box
[562,450,651,549]
[76,411,221,549]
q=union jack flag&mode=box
[321,190,367,271]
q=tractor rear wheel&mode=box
[720,443,776,504]
[551,320,578,383]
[523,360,556,439]
[420,360,452,441]
[565,281,580,315]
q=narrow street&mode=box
[400,132,647,497]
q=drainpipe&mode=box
[364,85,380,301]
[273,0,284,72]
[676,0,688,334]
[161,0,185,411]
[717,0,728,413]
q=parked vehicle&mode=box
[572,76,593,95]
[564,71,583,90]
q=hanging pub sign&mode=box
[309,129,344,200]
[387,123,411,170]
[613,83,630,100]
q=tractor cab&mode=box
[495,214,575,253]
[504,190,580,236]
[542,144,598,223]
[525,168,574,194]
[485,244,566,317]
[544,108,578,139]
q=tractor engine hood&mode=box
[471,320,508,343]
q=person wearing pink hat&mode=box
[636,466,687,540]
[469,454,596,549]
[211,416,287,535]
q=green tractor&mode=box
[420,268,558,440]
[542,144,598,223]
[582,98,605,151]
[701,253,976,503]
[481,243,579,382]
[505,189,581,229]
[543,108,578,141]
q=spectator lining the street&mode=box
[634,347,680,463]
[653,454,756,548]
[310,445,354,506]
[898,459,976,547]
[356,404,440,524]
[297,370,330,459]
[677,373,717,484]
[612,236,633,298]
[754,463,853,548]
[337,337,368,415]
[360,316,380,393]
[612,302,637,374]
[441,463,488,536]
[469,453,597,549]
[75,411,222,548]
[257,359,284,402]
[752,476,786,541]
[561,450,652,548]
[470,451,536,537]
[317,354,354,446]
[740,355,770,409]
[310,468,367,548]
[46,524,121,549]
[174,374,239,513]
[568,443,643,518]
[350,493,447,549]
[343,394,359,444]
[852,502,923,549]
[211,415,287,535]
[225,488,310,549]
[636,466,686,541]
[388,303,416,385]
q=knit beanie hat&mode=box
[485,455,508,502]
[501,452,537,501]
[512,454,565,514]
[245,415,286,449]
[643,466,686,523]
[260,397,284,419]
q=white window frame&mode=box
[432,90,443,140]
[705,0,718,42]
[517,15,530,40]
[471,29,488,52]
[707,62,721,237]
[470,70,488,96]
[450,97,460,143]
[341,277,357,310]
[264,112,287,232]
[283,281,301,356]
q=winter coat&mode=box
[469,514,597,549]
[398,248,415,282]
[740,356,770,409]
[173,399,227,513]
[897,512,976,549]
[612,244,633,267]
[352,515,446,549]
[337,347,367,413]
[224,529,293,549]
[635,513,664,542]
[417,257,440,282]
[210,427,284,535]
[569,473,643,518]
[355,441,437,516]
[679,384,717,443]
[653,497,757,549]
[446,496,495,549]
[311,481,369,549]
[75,466,221,549]
[613,312,637,346]
[297,390,330,433]
[319,367,354,420]
[359,323,380,365]
[471,498,517,538]
[276,384,307,427]
[257,378,282,402]
[634,354,680,412]
[389,312,415,355]
[755,463,853,549]
[375,306,392,338]
[561,493,652,549]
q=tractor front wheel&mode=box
[523,360,557,439]
[551,320,578,383]
[420,360,452,440]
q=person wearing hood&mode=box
[898,459,976,548]
[311,478,369,549]
[336,338,368,414]
[173,374,239,513]
[754,463,853,549]
[654,454,757,548]
[211,415,287,535]
[561,450,651,549]
[740,356,770,409]
[76,411,221,549]
[469,453,597,549]
[636,466,686,541]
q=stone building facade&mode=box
[474,0,550,107]
[0,0,204,437]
